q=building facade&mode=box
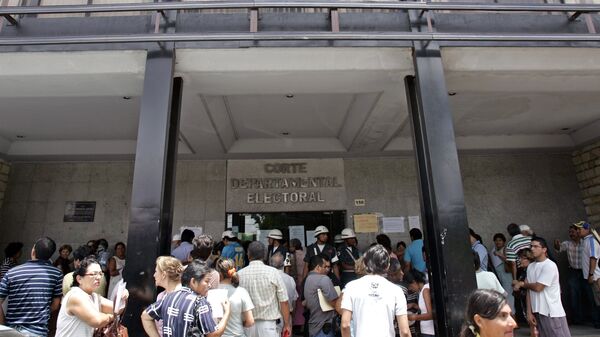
[1,1,600,335]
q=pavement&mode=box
[514,324,599,337]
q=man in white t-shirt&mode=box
[514,237,571,337]
[340,244,411,337]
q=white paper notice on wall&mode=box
[306,230,316,246]
[246,224,257,234]
[179,226,203,238]
[408,216,421,230]
[382,217,405,233]
[288,226,306,247]
[256,229,270,247]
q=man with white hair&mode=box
[520,224,534,237]
[239,241,291,337]
[270,252,298,334]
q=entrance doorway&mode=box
[226,211,346,247]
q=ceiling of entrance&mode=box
[0,47,599,160]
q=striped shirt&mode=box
[581,234,600,281]
[238,260,288,320]
[505,234,532,267]
[146,287,216,337]
[0,258,16,279]
[0,260,63,337]
[558,240,582,269]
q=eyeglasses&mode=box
[84,272,104,277]
[322,264,331,270]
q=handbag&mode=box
[93,292,129,337]
[93,316,128,337]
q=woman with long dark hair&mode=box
[459,289,517,337]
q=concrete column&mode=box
[405,41,477,337]
[122,49,182,335]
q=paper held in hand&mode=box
[207,288,229,319]
[112,280,127,313]
[318,286,341,312]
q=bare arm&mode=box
[335,293,344,315]
[589,258,598,284]
[516,280,546,293]
[242,309,255,328]
[279,300,291,336]
[396,314,412,337]
[0,298,5,324]
[507,261,517,280]
[302,262,309,281]
[408,287,433,321]
[525,289,536,327]
[341,309,352,337]
[68,291,113,328]
[108,257,119,277]
[333,264,340,280]
[99,296,114,313]
[141,310,161,337]
[50,297,61,313]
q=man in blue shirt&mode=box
[404,228,426,273]
[171,229,195,263]
[221,230,246,270]
[470,228,489,271]
[0,237,63,337]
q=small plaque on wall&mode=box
[64,201,96,222]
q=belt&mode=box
[255,319,281,324]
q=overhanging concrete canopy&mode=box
[1,46,600,160]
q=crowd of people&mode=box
[0,219,599,337]
[0,237,127,337]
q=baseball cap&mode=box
[222,230,236,239]
[519,225,532,232]
[573,221,590,230]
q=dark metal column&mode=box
[405,41,477,336]
[122,48,182,335]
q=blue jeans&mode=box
[313,328,335,337]
[566,268,584,323]
[12,326,43,337]
[583,279,600,326]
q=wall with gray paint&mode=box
[0,160,227,259]
[344,154,586,251]
[0,153,585,261]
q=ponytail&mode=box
[215,258,239,287]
